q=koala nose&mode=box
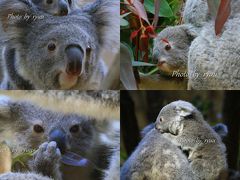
[65,46,84,76]
[155,122,161,130]
[59,3,68,16]
[49,129,67,153]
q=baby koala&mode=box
[31,0,75,16]
[152,25,198,76]
[155,100,227,180]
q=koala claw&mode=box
[30,141,62,180]
[36,141,61,162]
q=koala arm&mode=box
[29,142,62,180]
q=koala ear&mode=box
[0,0,36,38]
[83,0,119,50]
[212,123,228,138]
[175,101,195,118]
[0,95,13,119]
[181,25,199,42]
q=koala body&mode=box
[184,0,240,89]
[120,128,194,180]
[155,100,227,179]
[183,0,240,28]
[152,25,198,77]
[188,14,240,89]
[0,0,118,90]
[0,95,119,180]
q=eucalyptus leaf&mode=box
[144,0,174,17]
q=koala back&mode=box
[121,129,194,180]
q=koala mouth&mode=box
[58,72,79,89]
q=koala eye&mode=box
[70,125,79,133]
[68,0,72,5]
[33,124,44,133]
[165,44,171,51]
[159,117,163,122]
[48,43,56,51]
[46,0,53,5]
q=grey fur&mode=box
[0,95,119,180]
[183,0,240,28]
[153,24,198,76]
[0,172,52,180]
[155,100,227,179]
[120,128,194,180]
[188,15,240,89]
[0,0,118,90]
[184,1,240,89]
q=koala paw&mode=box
[30,141,62,179]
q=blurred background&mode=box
[121,91,240,173]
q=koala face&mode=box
[31,0,72,16]
[153,25,196,76]
[0,0,118,90]
[0,97,98,158]
[17,15,98,89]
[155,100,196,134]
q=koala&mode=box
[0,0,119,90]
[0,95,120,180]
[31,0,75,16]
[188,13,240,89]
[120,128,194,180]
[152,24,198,77]
[155,100,227,179]
[141,122,228,139]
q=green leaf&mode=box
[144,0,174,17]
[132,61,156,67]
[121,18,129,27]
[140,67,159,76]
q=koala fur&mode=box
[141,122,228,139]
[152,24,198,76]
[120,128,194,180]
[0,95,120,180]
[184,1,240,89]
[0,172,52,180]
[188,14,240,89]
[0,0,119,90]
[183,0,240,28]
[31,0,75,16]
[155,100,227,179]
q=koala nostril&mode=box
[65,46,84,76]
[49,129,66,153]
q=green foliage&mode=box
[121,0,183,84]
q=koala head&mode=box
[155,100,202,135]
[0,0,118,89]
[31,0,73,16]
[0,96,102,160]
[153,25,198,76]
